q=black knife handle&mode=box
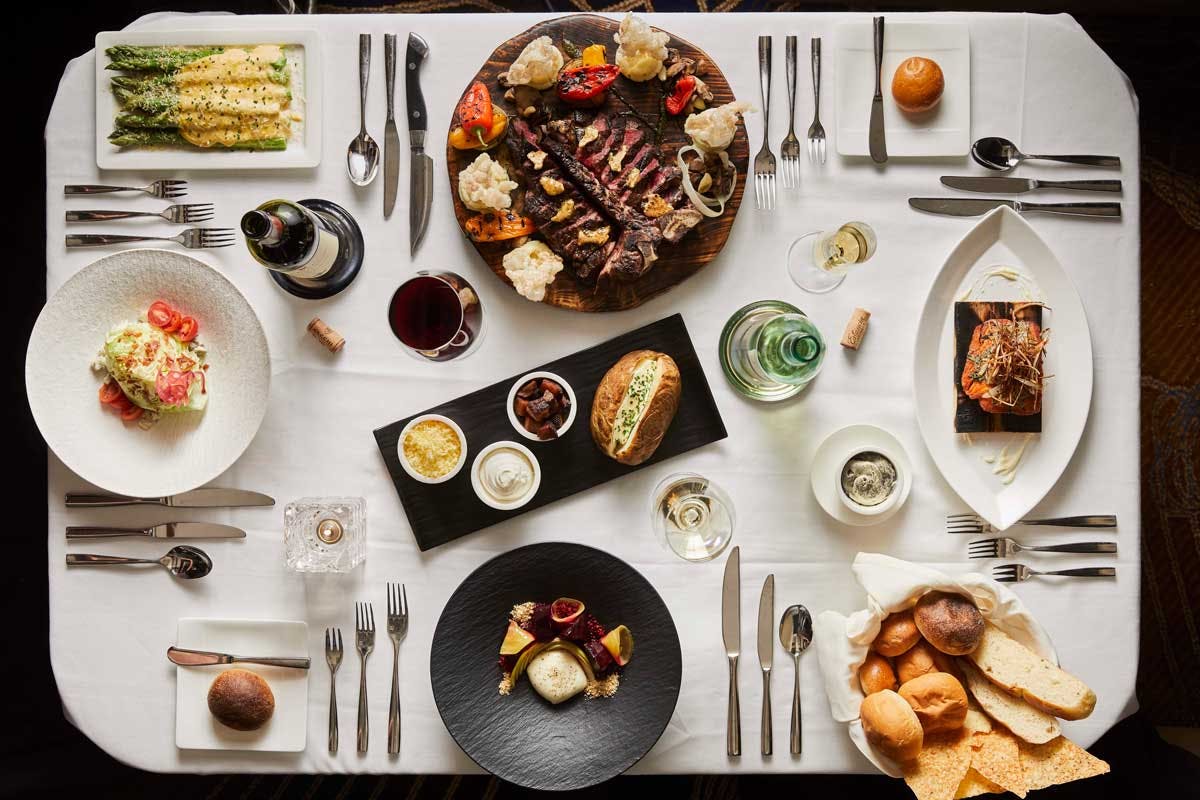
[405,33,429,136]
[66,526,154,538]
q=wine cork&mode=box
[841,308,871,350]
[307,317,345,353]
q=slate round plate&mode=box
[431,542,682,791]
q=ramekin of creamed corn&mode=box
[397,414,468,484]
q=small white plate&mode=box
[811,424,913,527]
[175,618,308,752]
[834,21,970,157]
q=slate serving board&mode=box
[430,542,682,791]
[374,313,726,550]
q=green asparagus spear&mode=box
[110,74,173,92]
[108,129,286,151]
[113,85,178,114]
[114,110,178,129]
[105,45,224,72]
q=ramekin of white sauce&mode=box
[470,440,541,510]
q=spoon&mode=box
[971,137,1120,172]
[779,604,813,755]
[65,545,213,579]
[347,33,380,186]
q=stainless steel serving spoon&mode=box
[971,136,1120,172]
[347,33,380,186]
[779,604,813,756]
[65,545,213,579]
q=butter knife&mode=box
[868,17,887,164]
[65,488,274,508]
[168,646,309,670]
[722,546,741,756]
[909,197,1121,218]
[406,33,433,256]
[383,33,400,218]
[66,522,245,540]
[758,574,775,756]
[940,176,1122,194]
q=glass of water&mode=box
[787,221,877,293]
[650,473,735,562]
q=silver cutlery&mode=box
[66,204,214,224]
[383,34,401,218]
[66,488,274,508]
[908,197,1121,218]
[971,136,1120,172]
[779,36,800,189]
[326,627,343,754]
[167,646,309,670]
[65,545,212,579]
[758,574,774,756]
[65,228,237,249]
[807,37,826,165]
[778,604,812,755]
[407,33,433,255]
[348,34,380,186]
[969,538,1118,559]
[940,176,1122,194]
[948,513,1117,535]
[65,180,187,199]
[753,37,776,211]
[66,522,245,540]
[386,582,409,755]
[868,17,887,164]
[355,601,375,752]
[993,564,1116,583]
[722,545,741,756]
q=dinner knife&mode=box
[908,197,1122,218]
[940,176,1122,194]
[758,574,775,756]
[383,33,400,218]
[868,17,887,164]
[66,522,246,540]
[65,488,274,508]
[722,546,741,757]
[406,33,433,256]
[168,647,309,670]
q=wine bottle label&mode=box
[290,228,340,280]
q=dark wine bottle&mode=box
[242,199,340,280]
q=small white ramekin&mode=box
[470,440,541,511]
[397,414,468,484]
[836,446,905,516]
[505,371,577,443]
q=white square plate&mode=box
[175,618,309,752]
[834,21,970,157]
[95,28,322,170]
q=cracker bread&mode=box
[965,625,1096,721]
[903,729,974,800]
[970,728,1027,798]
[954,768,1005,799]
[959,658,1060,744]
[1017,736,1110,791]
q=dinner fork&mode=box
[754,36,777,211]
[355,602,375,753]
[66,204,214,225]
[807,37,826,164]
[993,564,1116,583]
[325,627,343,754]
[779,36,800,189]
[65,180,187,199]
[65,228,236,249]
[969,538,1118,559]
[947,513,1117,535]
[386,583,409,755]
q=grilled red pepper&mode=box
[666,75,697,115]
[556,63,620,104]
[456,81,494,148]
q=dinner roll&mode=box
[895,639,939,684]
[859,652,898,695]
[930,648,965,682]
[872,610,921,657]
[898,672,968,734]
[891,56,944,113]
[207,668,275,731]
[860,690,924,762]
[913,591,985,655]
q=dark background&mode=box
[7,2,1199,798]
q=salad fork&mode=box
[65,228,236,249]
[807,38,826,164]
[753,36,777,211]
[325,627,343,754]
[386,583,409,755]
[355,602,375,753]
[66,204,214,225]
[947,513,1117,535]
[779,36,801,189]
[969,538,1118,559]
[65,179,187,199]
[993,564,1116,583]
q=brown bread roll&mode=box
[895,639,939,684]
[860,690,924,762]
[891,56,944,113]
[859,652,898,695]
[913,591,985,655]
[207,668,275,731]
[872,610,921,657]
[898,672,968,734]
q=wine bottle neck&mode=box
[241,210,284,245]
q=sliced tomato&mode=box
[110,393,134,412]
[163,310,183,333]
[98,381,123,405]
[120,405,144,422]
[177,316,199,342]
[147,301,173,329]
[155,370,193,407]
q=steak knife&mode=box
[168,647,309,670]
[406,33,433,256]
[758,574,775,756]
[722,546,742,756]
[940,175,1122,194]
[65,488,274,508]
[66,522,246,540]
[868,17,887,164]
[908,197,1122,218]
[383,33,401,218]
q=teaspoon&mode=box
[778,604,812,755]
[971,136,1120,172]
[65,545,213,579]
[347,33,380,186]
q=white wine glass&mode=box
[787,221,877,293]
[650,473,735,562]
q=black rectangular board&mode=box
[374,314,727,551]
[954,301,1043,433]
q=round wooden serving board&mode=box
[446,14,749,313]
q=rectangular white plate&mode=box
[834,21,970,157]
[175,618,309,752]
[95,28,322,170]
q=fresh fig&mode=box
[500,620,536,655]
[551,597,585,626]
[601,625,633,666]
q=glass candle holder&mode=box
[284,497,366,573]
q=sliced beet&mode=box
[517,380,539,398]
[528,603,555,641]
[561,615,591,642]
[584,638,614,672]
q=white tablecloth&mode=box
[44,11,1140,775]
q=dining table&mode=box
[42,10,1140,776]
